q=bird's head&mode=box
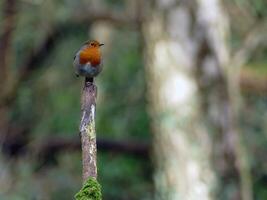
[84,40,104,48]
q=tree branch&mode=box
[72,7,139,28]
[240,69,267,95]
[33,136,149,163]
[0,24,79,107]
[231,19,267,69]
[1,132,150,165]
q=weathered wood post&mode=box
[80,78,97,180]
[75,77,102,200]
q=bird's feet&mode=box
[85,77,94,83]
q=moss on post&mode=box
[75,177,102,200]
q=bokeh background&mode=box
[0,0,266,199]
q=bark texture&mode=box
[79,79,97,182]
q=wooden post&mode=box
[79,77,97,181]
[75,77,102,199]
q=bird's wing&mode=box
[73,44,93,69]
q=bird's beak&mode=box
[99,43,104,46]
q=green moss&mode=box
[75,178,102,200]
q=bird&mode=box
[73,40,104,80]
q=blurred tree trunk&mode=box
[143,0,252,199]
[0,0,17,137]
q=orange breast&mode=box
[79,47,101,66]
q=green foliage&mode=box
[97,30,150,140]
[75,178,102,200]
[98,153,153,200]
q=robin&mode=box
[73,40,104,80]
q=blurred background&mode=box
[0,0,266,199]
